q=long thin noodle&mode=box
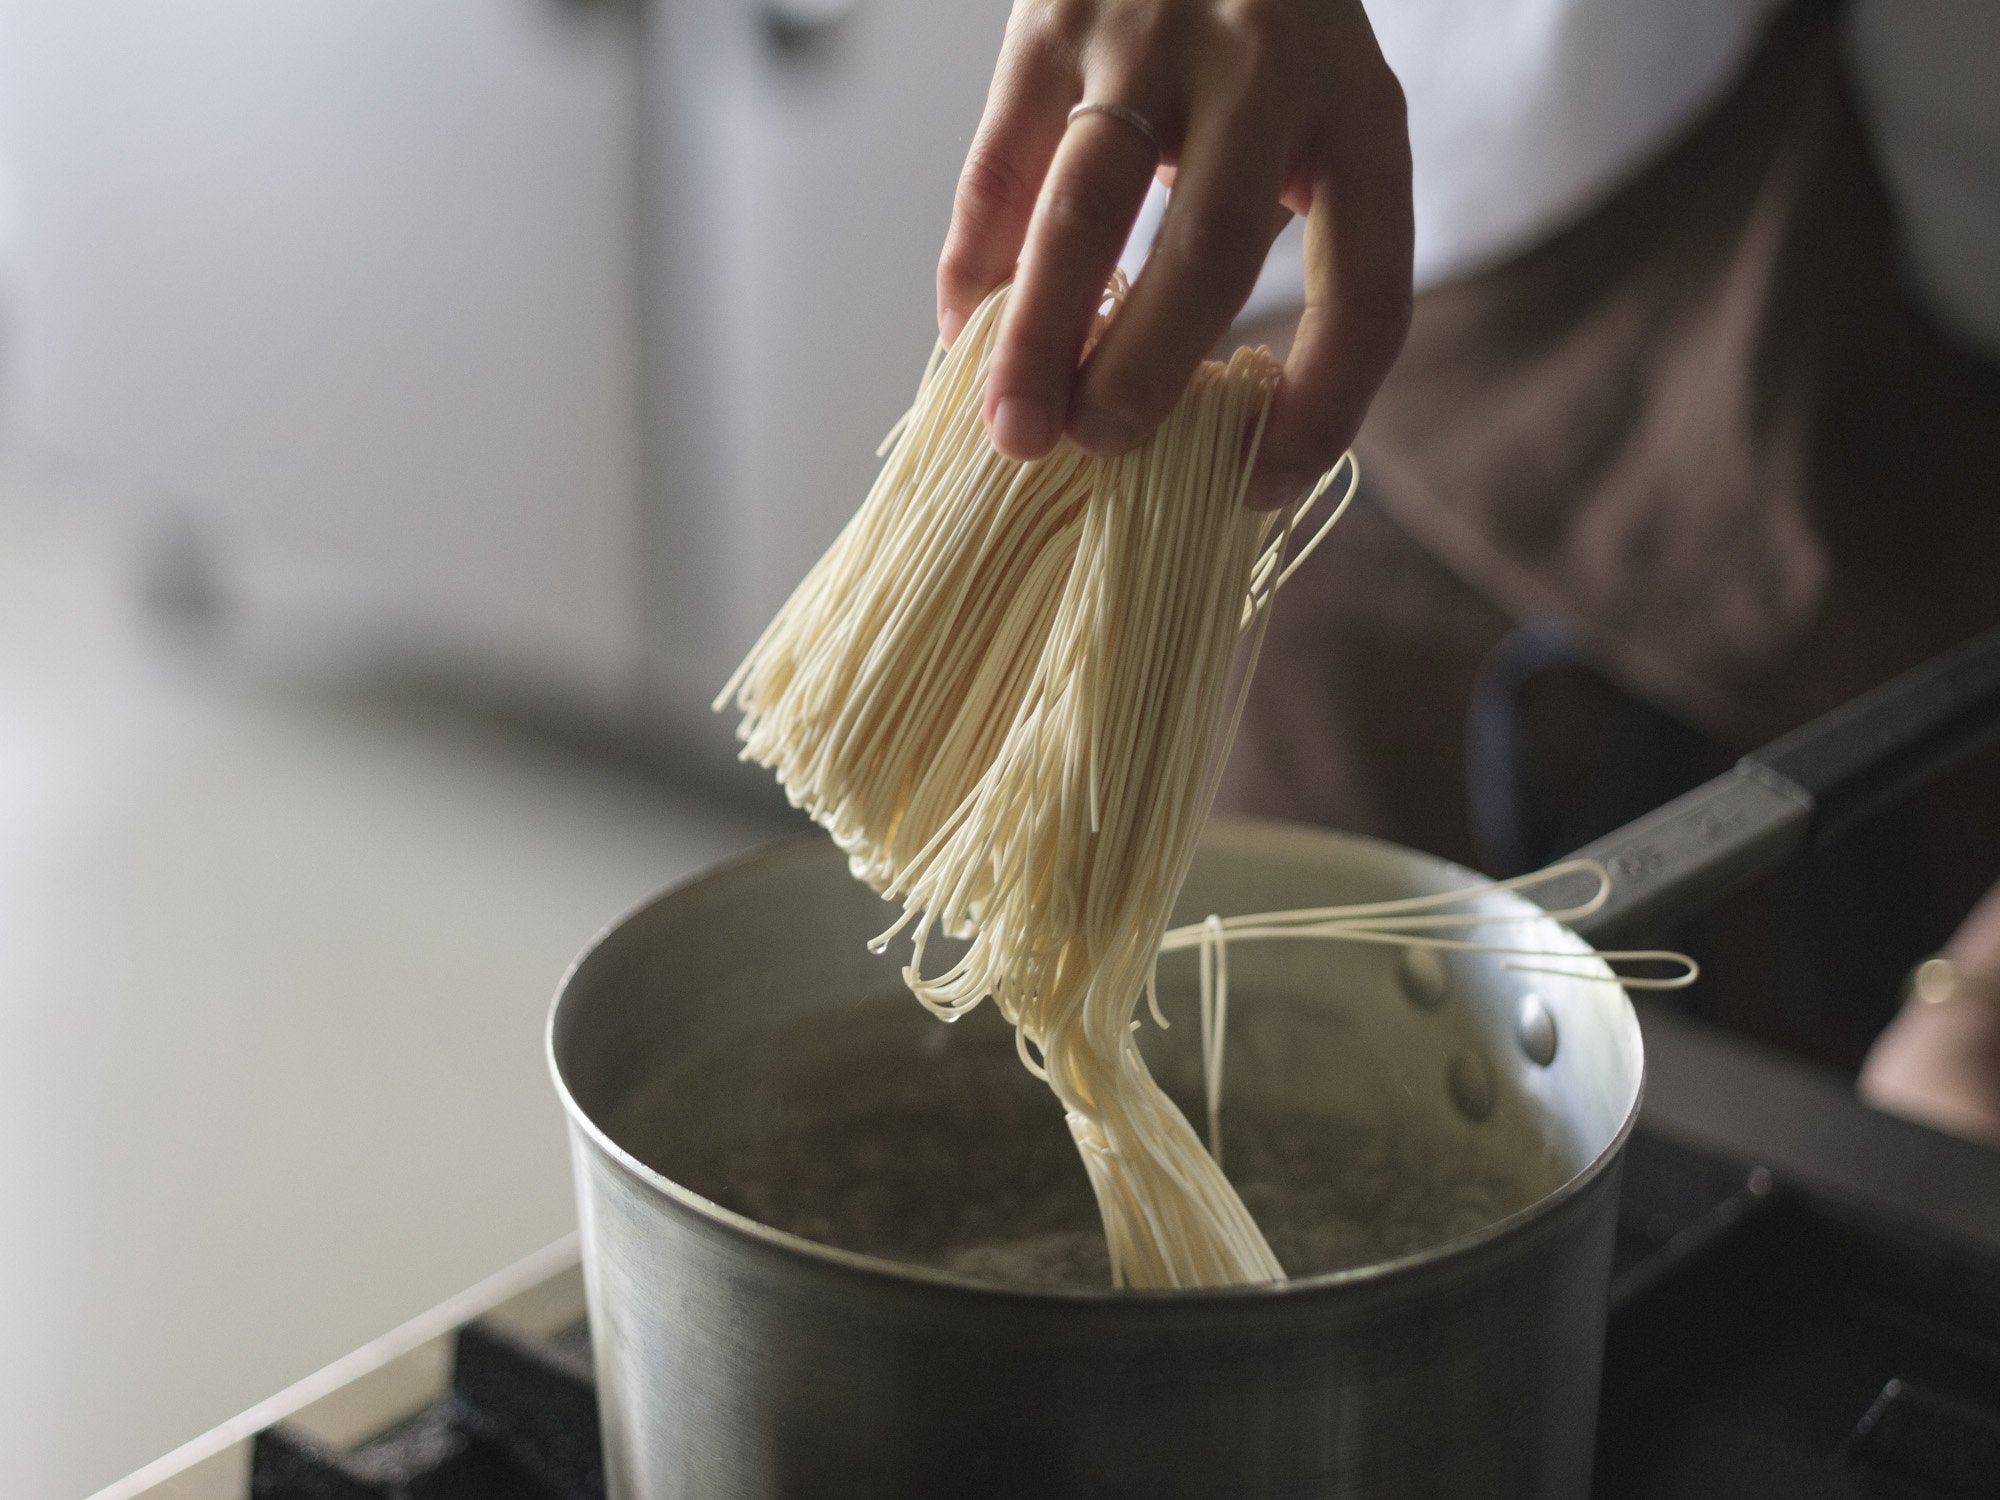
[1159,868,1698,1159]
[719,278,1345,1288]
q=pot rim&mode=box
[547,820,1646,1306]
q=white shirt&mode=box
[1127,0,1999,358]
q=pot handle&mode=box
[1556,621,2000,945]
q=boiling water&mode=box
[615,993,1565,1290]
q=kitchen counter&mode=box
[0,502,783,1499]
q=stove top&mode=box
[99,1006,2000,1500]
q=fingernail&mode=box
[939,307,966,347]
[1070,408,1138,456]
[1245,471,1307,511]
[992,397,1056,459]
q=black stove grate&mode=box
[249,1127,2000,1499]
[1596,1135,2000,1498]
[252,1320,600,1500]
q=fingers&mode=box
[945,0,1413,482]
[1068,91,1293,456]
[982,94,1165,460]
[937,19,1078,349]
[1248,70,1414,509]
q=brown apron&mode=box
[1220,2,2000,1067]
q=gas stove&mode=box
[98,1004,2000,1500]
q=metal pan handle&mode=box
[1554,622,2000,945]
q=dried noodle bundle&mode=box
[717,278,1331,1288]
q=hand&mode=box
[1860,877,2000,1149]
[936,0,1413,507]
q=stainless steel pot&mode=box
[549,624,2000,1500]
[552,819,1639,1499]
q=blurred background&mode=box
[0,1,1009,1493]
[6,0,1997,1495]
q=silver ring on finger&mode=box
[1066,101,1159,156]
